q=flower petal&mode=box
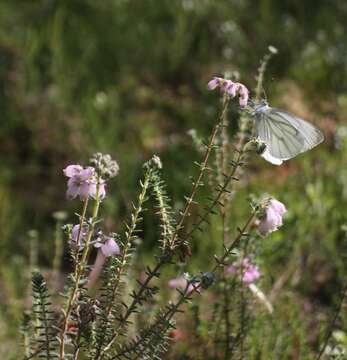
[270,199,287,216]
[207,77,221,90]
[101,237,120,257]
[64,165,83,178]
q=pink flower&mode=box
[63,164,106,200]
[168,277,200,293]
[88,237,120,288]
[63,165,84,177]
[207,77,249,107]
[258,198,287,236]
[236,83,249,107]
[207,77,221,90]
[227,258,260,284]
[88,179,106,200]
[64,165,95,200]
[70,224,89,249]
[95,236,120,257]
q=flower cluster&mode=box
[227,257,260,284]
[63,165,106,200]
[207,77,249,107]
[257,198,287,236]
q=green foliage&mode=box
[0,1,346,359]
[31,272,57,359]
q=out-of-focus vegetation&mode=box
[0,1,346,359]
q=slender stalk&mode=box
[212,211,256,274]
[223,273,232,359]
[239,236,250,359]
[92,169,152,359]
[169,97,229,250]
[53,216,65,287]
[218,117,232,359]
[255,47,277,102]
[72,313,82,360]
[59,186,100,360]
[185,148,245,239]
[73,198,89,278]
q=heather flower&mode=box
[168,276,200,293]
[207,76,249,107]
[88,236,120,288]
[88,179,106,200]
[64,165,94,200]
[258,198,287,236]
[64,164,107,200]
[227,258,260,284]
[94,236,120,257]
[237,83,249,107]
[70,224,89,249]
[207,77,221,90]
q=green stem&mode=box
[93,169,152,359]
[59,184,101,360]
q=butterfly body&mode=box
[251,100,324,163]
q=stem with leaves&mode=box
[92,167,153,359]
[59,183,101,360]
[115,210,257,359]
[95,98,231,360]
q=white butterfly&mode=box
[251,100,324,165]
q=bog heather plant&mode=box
[20,48,329,360]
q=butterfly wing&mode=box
[256,108,324,160]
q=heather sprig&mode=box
[31,272,58,359]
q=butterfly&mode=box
[250,100,324,165]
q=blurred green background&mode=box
[0,0,346,358]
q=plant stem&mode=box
[93,169,152,359]
[170,97,229,250]
[59,187,100,360]
[53,218,64,286]
[115,211,257,359]
[185,147,245,239]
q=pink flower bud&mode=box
[207,77,221,90]
[207,76,249,107]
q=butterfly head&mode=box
[246,99,269,116]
